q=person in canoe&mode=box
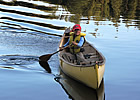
[61,24,87,64]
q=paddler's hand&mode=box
[59,47,64,51]
[72,41,78,46]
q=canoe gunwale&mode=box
[85,42,106,66]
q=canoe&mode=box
[58,30,105,89]
[55,70,105,100]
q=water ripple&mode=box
[0,55,39,65]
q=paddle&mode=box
[39,28,71,73]
[39,45,70,62]
[38,45,70,73]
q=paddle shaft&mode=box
[52,45,69,55]
[39,45,70,62]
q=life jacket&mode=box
[69,32,86,54]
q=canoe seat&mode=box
[84,53,98,59]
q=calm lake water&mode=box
[0,0,140,100]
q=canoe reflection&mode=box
[55,70,105,100]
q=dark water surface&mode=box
[0,0,140,100]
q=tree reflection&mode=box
[42,0,139,29]
[1,0,139,29]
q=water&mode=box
[0,0,140,100]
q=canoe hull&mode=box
[59,58,105,89]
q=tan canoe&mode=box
[55,70,105,100]
[58,30,105,89]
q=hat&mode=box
[72,24,81,31]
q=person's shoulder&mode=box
[80,33,86,36]
[69,32,74,36]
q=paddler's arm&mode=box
[63,39,70,47]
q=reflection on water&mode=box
[39,61,51,73]
[0,0,139,33]
[55,70,105,100]
[0,0,140,100]
[44,0,140,29]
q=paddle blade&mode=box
[39,61,51,73]
[39,54,52,62]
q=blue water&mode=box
[0,0,140,100]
